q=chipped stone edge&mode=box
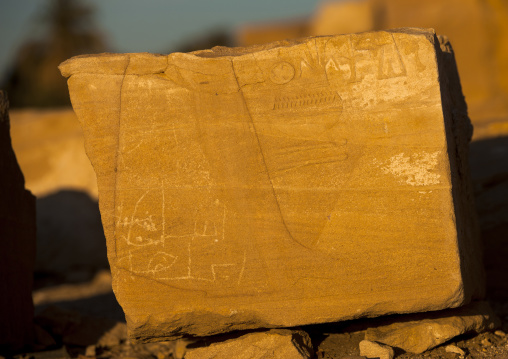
[59,27,436,78]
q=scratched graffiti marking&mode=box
[267,138,348,177]
[113,33,432,291]
[115,184,247,287]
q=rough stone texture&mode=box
[445,344,466,355]
[184,330,313,359]
[60,29,483,341]
[364,301,500,354]
[359,340,394,359]
[237,0,508,123]
[0,91,36,354]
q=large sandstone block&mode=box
[60,28,483,341]
[0,91,36,353]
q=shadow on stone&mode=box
[35,292,125,323]
[35,190,108,288]
[34,304,125,353]
[469,135,508,300]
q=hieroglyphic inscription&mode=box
[258,33,411,119]
[273,91,342,110]
[325,33,407,83]
[114,31,432,291]
[269,61,295,84]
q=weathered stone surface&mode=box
[364,301,500,354]
[185,330,313,359]
[359,340,394,359]
[0,91,36,354]
[315,331,366,359]
[445,344,466,355]
[60,29,483,341]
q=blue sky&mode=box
[0,0,319,79]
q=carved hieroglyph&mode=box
[238,0,508,122]
[60,28,484,341]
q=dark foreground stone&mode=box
[0,91,36,354]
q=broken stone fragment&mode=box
[494,330,507,338]
[445,344,466,355]
[0,91,36,354]
[184,330,313,359]
[364,301,500,354]
[59,28,483,342]
[85,345,96,357]
[359,340,394,359]
[96,322,128,348]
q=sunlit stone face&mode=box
[60,28,483,342]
